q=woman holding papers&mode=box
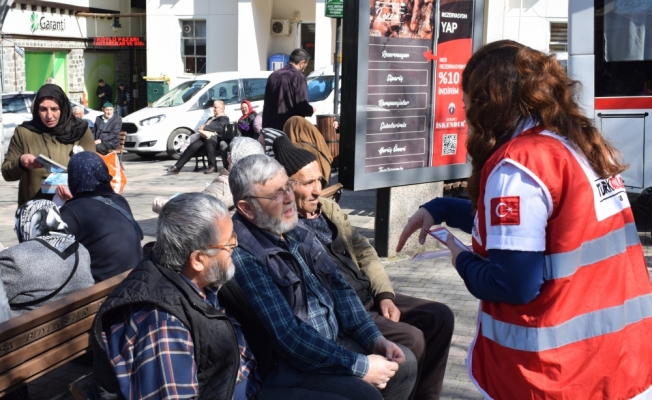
[1,84,95,206]
[397,40,652,399]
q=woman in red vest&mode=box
[397,40,652,399]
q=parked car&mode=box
[306,65,340,124]
[121,71,272,159]
[1,91,101,153]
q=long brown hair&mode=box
[462,40,626,208]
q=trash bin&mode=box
[316,114,339,169]
[268,54,290,71]
[147,81,169,103]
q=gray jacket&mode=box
[0,240,95,318]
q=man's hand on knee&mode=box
[372,337,406,364]
[363,354,398,390]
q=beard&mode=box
[251,199,298,235]
[205,257,235,286]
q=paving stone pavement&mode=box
[6,153,650,399]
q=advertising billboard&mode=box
[340,0,484,191]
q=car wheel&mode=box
[166,129,191,160]
[134,152,157,160]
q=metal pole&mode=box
[333,17,341,114]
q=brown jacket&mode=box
[2,126,95,206]
[283,116,333,184]
[319,197,395,299]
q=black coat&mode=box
[59,185,142,282]
[237,112,258,138]
[93,114,122,149]
[262,64,314,130]
[204,115,230,135]
[96,84,113,105]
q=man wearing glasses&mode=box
[221,154,417,400]
[273,140,455,400]
[89,193,326,399]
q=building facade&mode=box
[1,0,146,110]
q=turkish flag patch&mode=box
[490,196,520,226]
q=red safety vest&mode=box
[469,126,652,399]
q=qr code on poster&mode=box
[442,134,457,155]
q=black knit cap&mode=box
[273,135,317,177]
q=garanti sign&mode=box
[30,11,66,33]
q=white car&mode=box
[1,91,101,153]
[121,71,272,159]
[306,65,340,124]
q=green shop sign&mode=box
[30,12,66,33]
[325,0,343,18]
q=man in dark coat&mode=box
[93,102,122,154]
[262,48,315,130]
[95,79,112,110]
[115,83,130,117]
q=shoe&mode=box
[204,166,216,174]
[167,166,180,174]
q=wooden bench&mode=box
[0,270,130,397]
[322,183,344,203]
[116,131,126,168]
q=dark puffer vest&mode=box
[89,255,240,400]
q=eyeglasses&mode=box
[246,179,298,204]
[207,231,238,253]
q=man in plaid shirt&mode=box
[222,155,417,400]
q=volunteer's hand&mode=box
[396,207,435,252]
[373,337,406,364]
[446,233,467,268]
[379,299,401,322]
[19,154,43,170]
[363,355,398,390]
[57,185,73,201]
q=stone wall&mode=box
[67,49,85,103]
[115,49,131,91]
[2,42,26,92]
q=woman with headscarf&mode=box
[1,84,96,206]
[283,116,333,185]
[59,152,143,282]
[0,200,94,317]
[237,100,259,139]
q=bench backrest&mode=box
[0,270,129,396]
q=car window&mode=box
[2,96,28,114]
[198,80,240,108]
[307,76,335,102]
[153,80,209,108]
[243,78,267,102]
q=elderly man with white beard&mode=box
[220,154,417,400]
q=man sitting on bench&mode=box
[89,193,349,400]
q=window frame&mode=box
[180,19,207,75]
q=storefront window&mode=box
[181,20,207,74]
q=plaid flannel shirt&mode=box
[232,227,382,378]
[102,274,262,400]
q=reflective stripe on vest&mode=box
[481,292,652,352]
[543,222,640,280]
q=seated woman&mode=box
[168,100,229,175]
[283,116,333,185]
[1,84,95,206]
[237,100,259,139]
[0,200,94,317]
[152,136,265,214]
[60,152,143,282]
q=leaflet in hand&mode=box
[41,173,68,194]
[427,227,469,249]
[35,154,67,173]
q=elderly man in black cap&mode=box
[272,135,455,400]
[93,102,122,155]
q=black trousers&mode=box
[370,294,454,400]
[175,136,219,169]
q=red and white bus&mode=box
[569,0,652,192]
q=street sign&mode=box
[325,0,343,18]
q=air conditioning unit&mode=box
[271,20,291,36]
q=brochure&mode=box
[35,154,67,173]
